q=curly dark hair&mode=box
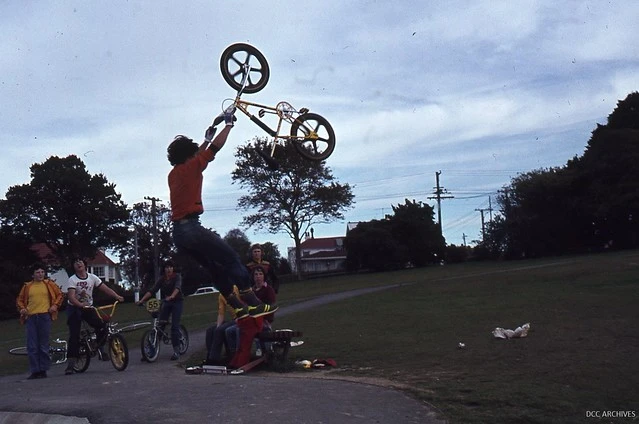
[167,135,198,165]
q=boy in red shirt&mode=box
[167,109,276,319]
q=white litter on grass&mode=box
[492,323,530,339]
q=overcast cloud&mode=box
[1,1,638,254]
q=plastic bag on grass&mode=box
[492,322,530,339]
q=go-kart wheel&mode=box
[220,43,270,94]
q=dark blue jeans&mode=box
[66,305,106,358]
[26,313,51,374]
[172,218,252,297]
[160,299,183,350]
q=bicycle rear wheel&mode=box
[290,112,336,161]
[141,329,160,362]
[220,43,270,94]
[177,325,189,355]
[109,334,129,371]
[8,346,27,355]
[74,344,91,373]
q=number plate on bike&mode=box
[146,298,161,313]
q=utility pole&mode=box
[488,196,493,222]
[475,197,494,241]
[475,208,487,240]
[134,226,140,302]
[462,233,467,246]
[144,196,161,297]
[427,171,454,238]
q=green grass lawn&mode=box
[2,251,638,423]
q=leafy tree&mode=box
[223,228,251,262]
[231,138,354,279]
[346,220,407,271]
[0,225,40,319]
[118,201,174,291]
[390,199,444,266]
[485,92,639,256]
[445,243,471,263]
[0,155,130,267]
[259,241,281,269]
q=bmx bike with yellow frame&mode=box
[218,43,336,163]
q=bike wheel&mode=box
[140,329,160,362]
[177,325,189,355]
[74,344,91,373]
[8,346,27,355]
[109,334,129,371]
[220,43,270,94]
[290,112,336,161]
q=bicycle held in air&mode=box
[140,298,189,362]
[8,302,140,372]
[218,43,336,163]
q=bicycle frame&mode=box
[233,96,307,157]
[77,301,130,371]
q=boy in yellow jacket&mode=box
[16,263,64,379]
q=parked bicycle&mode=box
[9,338,69,365]
[218,43,335,163]
[140,298,189,362]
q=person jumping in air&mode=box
[166,107,277,319]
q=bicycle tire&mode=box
[290,112,336,161]
[140,329,160,362]
[109,333,129,371]
[177,325,189,355]
[220,43,270,94]
[74,344,91,373]
[8,346,27,356]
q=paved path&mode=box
[0,286,445,424]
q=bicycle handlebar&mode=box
[84,301,120,322]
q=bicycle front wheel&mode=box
[177,325,189,355]
[141,329,160,362]
[109,334,129,371]
[220,43,270,94]
[290,112,336,161]
[8,346,27,355]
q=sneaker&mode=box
[233,307,249,320]
[170,353,180,361]
[38,371,47,379]
[247,303,278,318]
[27,373,39,380]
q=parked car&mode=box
[189,286,219,296]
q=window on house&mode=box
[109,268,115,279]
[92,266,105,278]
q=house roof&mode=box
[30,243,116,267]
[300,250,347,261]
[299,236,345,250]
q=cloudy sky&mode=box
[2,1,638,257]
